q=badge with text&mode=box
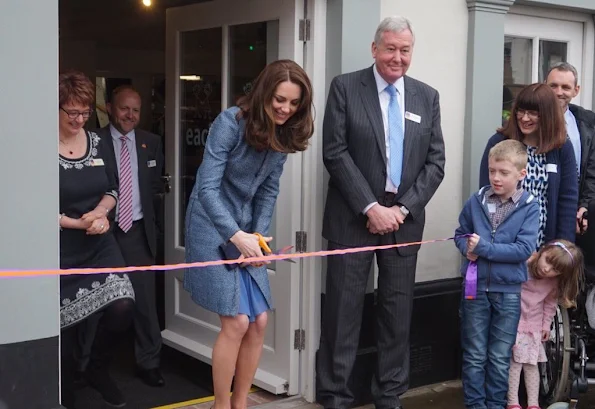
[147,160,156,168]
[90,158,105,167]
[404,111,421,123]
[545,163,558,173]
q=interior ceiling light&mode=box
[142,0,152,6]
[180,75,202,81]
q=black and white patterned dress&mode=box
[522,146,549,249]
[59,131,135,329]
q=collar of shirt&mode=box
[373,64,404,97]
[485,187,523,204]
[110,124,136,143]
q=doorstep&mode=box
[175,380,463,409]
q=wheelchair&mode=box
[540,207,595,409]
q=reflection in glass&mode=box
[538,40,567,82]
[179,28,222,246]
[228,21,279,107]
[503,37,532,123]
[178,22,279,248]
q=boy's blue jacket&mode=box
[454,186,539,293]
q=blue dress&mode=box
[184,107,288,319]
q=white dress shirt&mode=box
[363,65,406,214]
[564,108,581,172]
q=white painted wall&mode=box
[380,0,469,282]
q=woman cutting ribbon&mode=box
[183,59,314,409]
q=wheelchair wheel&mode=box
[540,306,571,405]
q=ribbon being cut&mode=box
[0,234,471,278]
[464,261,478,300]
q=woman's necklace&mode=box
[59,132,79,155]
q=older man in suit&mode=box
[316,16,446,409]
[98,85,165,387]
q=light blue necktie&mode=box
[386,85,404,188]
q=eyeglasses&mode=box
[516,109,539,120]
[60,107,93,119]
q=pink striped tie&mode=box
[118,136,133,233]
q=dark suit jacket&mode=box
[569,103,595,209]
[322,66,446,255]
[96,126,164,258]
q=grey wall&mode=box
[323,0,381,293]
[0,0,60,343]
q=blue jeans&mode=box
[460,291,521,409]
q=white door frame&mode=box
[299,0,326,402]
[508,4,595,109]
[163,0,306,395]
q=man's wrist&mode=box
[363,202,378,215]
[399,205,410,217]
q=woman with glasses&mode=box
[58,70,135,409]
[480,83,578,249]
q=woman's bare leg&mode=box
[231,312,268,409]
[212,315,250,409]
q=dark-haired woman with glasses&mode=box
[58,70,135,408]
[480,83,578,248]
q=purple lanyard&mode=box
[465,261,478,300]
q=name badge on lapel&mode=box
[404,111,421,123]
[90,158,105,167]
[545,163,558,173]
[147,160,156,168]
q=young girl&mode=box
[507,240,584,409]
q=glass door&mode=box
[163,0,304,395]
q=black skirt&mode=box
[60,230,135,329]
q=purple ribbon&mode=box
[465,261,478,300]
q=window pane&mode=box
[538,40,567,82]
[179,28,223,246]
[503,36,532,122]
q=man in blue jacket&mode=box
[455,139,539,409]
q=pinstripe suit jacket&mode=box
[322,66,445,255]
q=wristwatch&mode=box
[399,205,410,217]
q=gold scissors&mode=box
[253,233,296,263]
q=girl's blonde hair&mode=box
[529,239,584,308]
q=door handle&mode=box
[162,173,172,193]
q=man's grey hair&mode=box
[547,62,579,86]
[374,16,415,45]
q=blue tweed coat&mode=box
[184,107,288,316]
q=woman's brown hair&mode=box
[497,83,565,154]
[59,70,95,108]
[237,59,314,153]
[529,239,584,308]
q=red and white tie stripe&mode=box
[118,136,133,233]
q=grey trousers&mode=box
[316,239,417,409]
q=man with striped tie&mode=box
[98,85,165,387]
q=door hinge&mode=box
[294,329,305,350]
[299,19,311,42]
[295,231,307,253]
